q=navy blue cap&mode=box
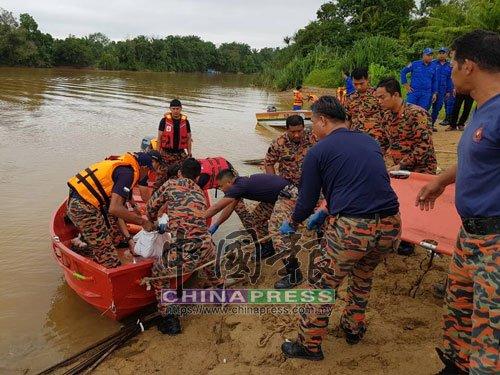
[438,47,448,53]
[135,151,163,168]
[423,47,433,55]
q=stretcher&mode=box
[390,171,461,256]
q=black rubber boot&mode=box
[435,348,468,374]
[252,240,275,261]
[274,257,303,289]
[281,341,324,361]
[277,259,288,277]
[397,241,415,256]
[157,314,181,335]
[341,324,366,345]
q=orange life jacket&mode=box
[67,153,140,212]
[336,87,347,105]
[293,90,303,106]
[160,113,189,150]
[199,157,230,190]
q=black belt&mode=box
[340,209,399,220]
[462,217,500,236]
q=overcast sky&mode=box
[1,0,327,49]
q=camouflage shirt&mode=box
[381,103,437,174]
[345,87,389,153]
[146,177,209,239]
[264,128,316,185]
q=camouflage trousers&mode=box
[268,185,298,257]
[151,234,223,316]
[233,199,274,241]
[298,214,401,352]
[153,150,188,190]
[66,196,123,268]
[442,227,500,374]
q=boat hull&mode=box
[50,189,211,320]
[255,110,312,128]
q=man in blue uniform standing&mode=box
[401,48,438,118]
[343,70,356,95]
[431,47,454,128]
[416,30,499,375]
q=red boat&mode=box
[50,189,212,320]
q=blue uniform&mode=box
[292,128,399,223]
[455,94,500,218]
[225,174,289,204]
[400,60,437,111]
[431,60,454,123]
[345,77,356,95]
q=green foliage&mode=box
[304,68,338,88]
[260,0,500,89]
[344,36,409,72]
[368,63,398,86]
[98,52,119,70]
[0,8,276,73]
[1,1,498,79]
[53,36,94,67]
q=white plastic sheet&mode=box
[133,230,171,259]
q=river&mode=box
[0,67,287,373]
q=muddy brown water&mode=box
[0,67,289,374]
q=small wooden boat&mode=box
[50,188,211,320]
[255,110,312,129]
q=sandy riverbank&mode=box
[95,128,462,375]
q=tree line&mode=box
[260,0,499,90]
[0,9,276,74]
[1,2,498,82]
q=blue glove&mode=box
[158,223,167,234]
[306,210,328,230]
[208,223,219,235]
[279,221,296,235]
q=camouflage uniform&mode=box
[268,185,299,256]
[153,150,188,190]
[264,129,316,186]
[66,195,123,268]
[442,228,500,374]
[381,103,437,174]
[233,199,274,240]
[345,88,390,153]
[298,214,402,352]
[146,177,223,316]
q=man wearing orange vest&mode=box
[67,152,161,268]
[154,99,192,190]
[292,86,304,110]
